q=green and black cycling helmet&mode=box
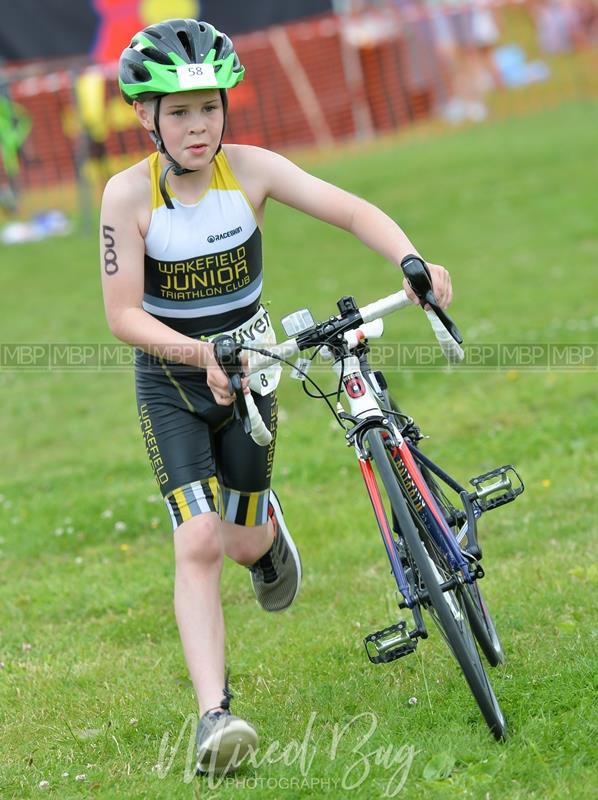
[119,19,245,207]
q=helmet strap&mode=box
[158,163,177,210]
[149,95,193,209]
[150,92,229,210]
[216,89,228,155]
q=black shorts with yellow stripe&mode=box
[135,352,277,531]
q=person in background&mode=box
[426,0,502,123]
[531,0,590,53]
[75,66,112,192]
[0,79,31,212]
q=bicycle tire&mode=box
[368,428,508,740]
[461,582,505,667]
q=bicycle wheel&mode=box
[416,460,506,667]
[368,428,508,740]
[461,582,505,667]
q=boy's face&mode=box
[134,89,225,167]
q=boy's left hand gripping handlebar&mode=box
[212,335,273,447]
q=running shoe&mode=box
[249,490,302,612]
[196,709,258,776]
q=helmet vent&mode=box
[142,46,172,65]
[131,64,151,82]
[176,30,193,59]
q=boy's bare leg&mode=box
[173,513,273,715]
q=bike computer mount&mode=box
[281,308,315,337]
[281,296,362,350]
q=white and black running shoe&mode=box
[196,706,257,776]
[249,490,302,612]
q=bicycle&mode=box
[213,255,524,741]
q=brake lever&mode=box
[400,255,463,344]
[212,335,252,435]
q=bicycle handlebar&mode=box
[358,291,464,363]
[216,255,464,445]
[248,297,463,375]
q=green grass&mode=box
[1,101,597,799]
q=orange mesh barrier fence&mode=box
[1,1,596,192]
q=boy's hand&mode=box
[204,342,249,406]
[403,262,452,309]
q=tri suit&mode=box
[135,150,277,530]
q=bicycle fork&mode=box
[358,455,428,664]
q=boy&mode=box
[100,18,452,776]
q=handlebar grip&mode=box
[245,393,273,446]
[425,309,464,363]
[359,290,411,323]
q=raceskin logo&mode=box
[207,226,242,243]
[343,372,367,399]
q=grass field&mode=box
[1,101,597,799]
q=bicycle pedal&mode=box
[469,464,524,512]
[364,620,417,664]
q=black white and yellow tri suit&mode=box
[135,150,277,530]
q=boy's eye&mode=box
[204,105,217,112]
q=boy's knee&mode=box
[174,513,224,568]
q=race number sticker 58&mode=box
[176,63,217,89]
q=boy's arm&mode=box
[238,146,452,307]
